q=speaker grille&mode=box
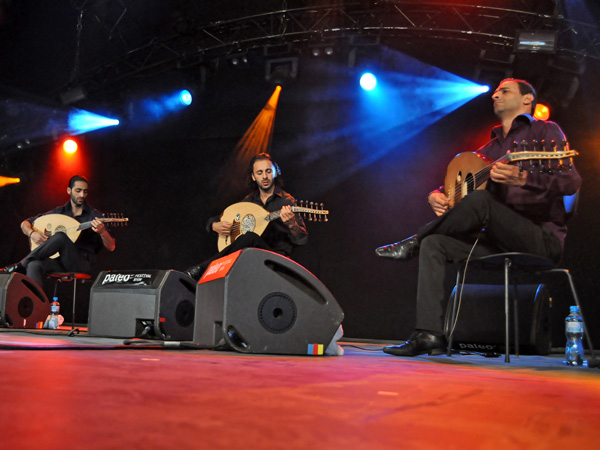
[258,292,297,334]
[18,297,35,318]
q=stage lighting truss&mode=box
[64,1,600,95]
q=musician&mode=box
[375,78,582,357]
[185,153,308,280]
[2,175,116,287]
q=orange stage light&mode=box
[534,103,550,121]
[216,86,283,203]
[63,138,78,154]
[0,176,20,187]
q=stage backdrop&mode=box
[1,55,598,348]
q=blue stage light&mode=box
[67,109,120,136]
[179,90,193,106]
[360,73,377,91]
[348,48,492,169]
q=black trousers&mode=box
[414,190,562,334]
[21,233,91,287]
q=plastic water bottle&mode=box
[565,305,584,366]
[47,296,60,330]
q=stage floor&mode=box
[1,329,599,449]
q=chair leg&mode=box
[446,271,462,356]
[72,275,77,330]
[504,257,511,363]
[513,282,519,359]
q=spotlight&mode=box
[68,109,120,135]
[360,73,377,91]
[534,103,550,121]
[324,47,334,56]
[516,30,557,54]
[62,138,78,154]
[265,57,298,86]
[0,176,21,188]
[311,48,321,57]
[60,86,87,105]
[179,89,193,106]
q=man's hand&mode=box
[91,218,108,235]
[428,191,450,217]
[490,161,527,186]
[212,221,233,236]
[92,218,116,251]
[280,205,297,228]
[30,231,48,245]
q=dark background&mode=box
[1,1,598,346]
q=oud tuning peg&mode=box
[321,203,328,222]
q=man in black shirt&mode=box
[185,153,308,280]
[2,175,116,286]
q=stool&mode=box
[49,273,92,329]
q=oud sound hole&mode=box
[465,173,475,193]
[240,215,256,234]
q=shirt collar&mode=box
[61,200,90,216]
[251,186,284,202]
[491,113,536,140]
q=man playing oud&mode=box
[185,153,308,281]
[2,175,116,287]
[375,78,581,357]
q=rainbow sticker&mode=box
[307,344,324,355]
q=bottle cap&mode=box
[569,305,579,313]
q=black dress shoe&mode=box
[375,235,419,260]
[1,262,25,274]
[184,264,203,281]
[383,331,447,357]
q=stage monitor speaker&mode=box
[88,270,196,340]
[194,248,344,355]
[0,273,50,328]
[445,283,551,355]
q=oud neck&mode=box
[266,210,282,222]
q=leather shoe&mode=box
[184,264,203,281]
[1,262,25,274]
[375,234,419,260]
[383,331,447,357]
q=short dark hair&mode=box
[68,175,88,189]
[248,153,283,188]
[501,78,537,115]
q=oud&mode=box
[218,201,328,251]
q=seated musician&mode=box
[375,78,582,357]
[2,175,116,287]
[185,152,308,281]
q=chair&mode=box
[49,272,92,329]
[446,191,597,364]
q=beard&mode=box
[257,180,273,192]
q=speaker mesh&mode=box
[258,292,297,334]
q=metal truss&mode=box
[71,1,600,94]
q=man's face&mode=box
[67,181,89,206]
[251,159,275,192]
[492,80,531,117]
